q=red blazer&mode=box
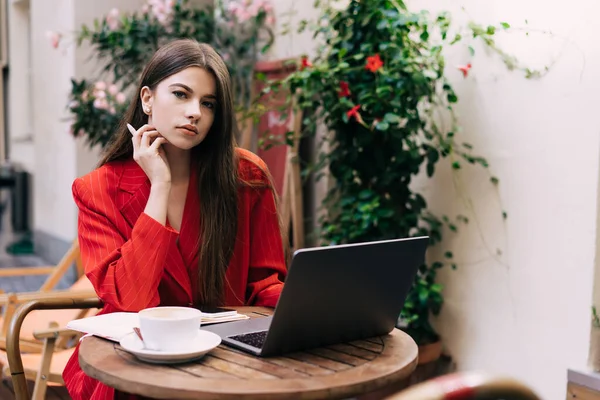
[63,148,287,400]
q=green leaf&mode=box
[468,45,475,56]
[486,25,496,35]
[379,209,394,218]
[383,113,401,124]
[430,284,443,293]
[358,190,372,200]
[500,22,510,29]
[426,163,434,177]
[490,176,499,185]
[452,161,461,170]
[376,121,390,131]
[377,20,389,30]
[444,251,453,259]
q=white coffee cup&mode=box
[138,306,202,352]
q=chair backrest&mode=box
[0,240,89,340]
[385,372,541,400]
[38,240,82,291]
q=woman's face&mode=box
[141,66,217,150]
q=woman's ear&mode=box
[140,86,154,115]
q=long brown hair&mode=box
[100,39,240,306]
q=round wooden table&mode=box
[79,307,418,400]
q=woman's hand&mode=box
[127,123,171,185]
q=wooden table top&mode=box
[79,306,418,400]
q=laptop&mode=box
[203,236,428,357]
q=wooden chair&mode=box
[0,240,97,353]
[4,296,102,400]
[384,371,541,400]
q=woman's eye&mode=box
[202,102,216,109]
[173,91,187,99]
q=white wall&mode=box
[404,0,600,398]
[268,0,321,60]
[30,0,77,241]
[7,0,34,172]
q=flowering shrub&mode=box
[214,0,276,109]
[265,0,544,345]
[53,0,274,149]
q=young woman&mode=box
[62,39,287,399]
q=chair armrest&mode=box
[33,327,80,340]
[6,297,103,400]
[0,288,98,305]
[0,266,57,277]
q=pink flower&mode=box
[266,15,275,25]
[248,3,260,17]
[115,92,127,104]
[108,84,119,96]
[81,90,89,101]
[457,63,472,78]
[236,9,251,22]
[93,98,108,110]
[106,8,120,30]
[94,81,107,91]
[95,90,106,99]
[262,1,273,12]
[147,0,174,26]
[227,2,240,13]
[45,31,62,49]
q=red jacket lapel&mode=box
[115,160,193,303]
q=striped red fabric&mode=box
[62,148,287,400]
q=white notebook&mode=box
[67,311,249,343]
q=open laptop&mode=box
[203,236,428,357]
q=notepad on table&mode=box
[67,309,249,343]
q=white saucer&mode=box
[119,330,221,364]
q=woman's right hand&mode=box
[127,123,171,185]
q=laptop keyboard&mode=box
[228,330,268,348]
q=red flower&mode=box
[338,81,351,97]
[300,56,313,70]
[346,104,362,121]
[457,63,472,78]
[365,54,384,73]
